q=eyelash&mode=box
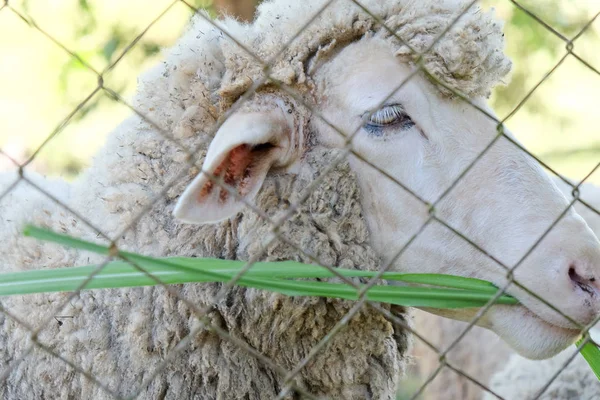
[364,104,415,136]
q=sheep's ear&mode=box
[173,109,294,224]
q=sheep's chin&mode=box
[490,305,580,359]
[419,305,580,359]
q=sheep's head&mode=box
[172,0,600,359]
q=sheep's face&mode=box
[311,38,600,359]
[174,37,600,359]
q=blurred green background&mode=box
[0,0,598,184]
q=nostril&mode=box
[569,264,596,296]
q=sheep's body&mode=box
[408,180,600,400]
[485,346,600,400]
[1,129,413,399]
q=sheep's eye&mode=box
[364,104,414,136]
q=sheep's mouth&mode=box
[418,302,582,358]
[519,305,581,335]
[424,304,580,336]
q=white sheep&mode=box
[485,335,600,400]
[408,180,600,400]
[1,0,600,399]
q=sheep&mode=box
[485,331,600,400]
[1,0,600,399]
[408,180,600,400]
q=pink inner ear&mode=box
[225,144,254,187]
[197,144,268,204]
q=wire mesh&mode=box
[0,0,599,399]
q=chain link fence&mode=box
[0,0,599,399]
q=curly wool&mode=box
[0,145,410,399]
[484,347,600,400]
[134,0,512,126]
[133,0,512,153]
[185,0,511,103]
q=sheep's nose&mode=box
[568,263,599,298]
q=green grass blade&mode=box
[12,225,518,309]
[23,225,111,255]
[0,258,519,308]
[576,338,600,381]
[22,225,501,290]
[380,273,498,292]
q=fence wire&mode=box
[1,0,600,399]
